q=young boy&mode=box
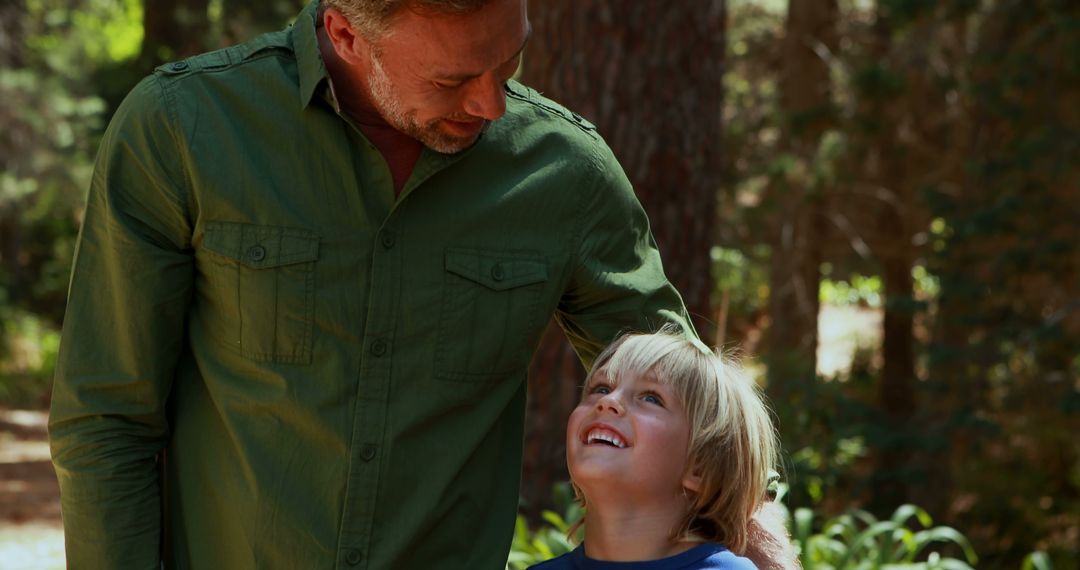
[530,329,780,569]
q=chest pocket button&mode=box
[247,245,267,262]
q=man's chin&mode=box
[420,120,488,154]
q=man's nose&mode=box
[463,73,507,121]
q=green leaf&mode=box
[1021,551,1053,570]
[890,504,933,529]
[911,527,978,565]
[541,510,568,534]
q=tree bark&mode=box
[0,0,25,68]
[0,0,27,307]
[223,0,302,44]
[519,0,725,519]
[138,0,211,71]
[765,0,836,401]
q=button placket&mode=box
[380,230,396,249]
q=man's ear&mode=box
[323,7,371,65]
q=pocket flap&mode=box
[445,248,548,291]
[203,222,319,269]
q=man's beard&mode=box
[368,52,487,154]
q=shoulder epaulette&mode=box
[505,81,598,134]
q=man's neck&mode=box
[316,24,422,195]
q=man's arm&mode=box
[49,74,193,568]
[554,141,696,364]
[744,501,802,570]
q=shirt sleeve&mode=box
[48,73,194,568]
[555,140,697,369]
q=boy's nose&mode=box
[595,392,625,415]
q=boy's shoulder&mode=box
[525,544,757,570]
[526,547,580,569]
[694,544,758,569]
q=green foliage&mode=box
[820,274,883,308]
[27,0,144,70]
[506,482,582,570]
[0,307,61,407]
[722,0,1078,567]
[509,483,993,570]
[793,503,978,570]
[1,0,116,405]
[712,245,770,320]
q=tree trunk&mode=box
[223,0,302,44]
[138,0,211,71]
[864,8,920,513]
[0,0,27,307]
[765,0,836,401]
[0,0,25,68]
[519,0,725,519]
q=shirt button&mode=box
[171,61,188,71]
[360,444,378,461]
[380,231,396,249]
[345,548,362,566]
[370,339,387,356]
[490,263,505,281]
[247,245,266,262]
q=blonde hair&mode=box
[570,326,780,555]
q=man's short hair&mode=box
[323,0,497,38]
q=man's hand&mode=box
[743,501,802,570]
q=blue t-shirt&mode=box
[528,543,757,570]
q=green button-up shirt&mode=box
[49,1,691,568]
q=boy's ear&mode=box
[683,465,704,495]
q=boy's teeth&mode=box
[586,429,626,448]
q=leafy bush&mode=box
[507,483,1031,570]
[792,502,978,570]
[0,306,60,407]
[506,482,582,569]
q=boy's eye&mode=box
[591,386,611,395]
[642,393,664,406]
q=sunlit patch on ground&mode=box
[0,409,65,569]
[0,524,65,570]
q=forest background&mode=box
[0,0,1076,568]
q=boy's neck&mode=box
[581,501,698,562]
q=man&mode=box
[50,1,792,568]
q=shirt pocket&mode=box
[201,221,320,364]
[435,247,549,382]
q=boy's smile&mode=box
[583,424,628,448]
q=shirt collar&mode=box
[293,0,328,109]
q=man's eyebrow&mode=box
[434,27,532,81]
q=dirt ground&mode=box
[0,408,65,570]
